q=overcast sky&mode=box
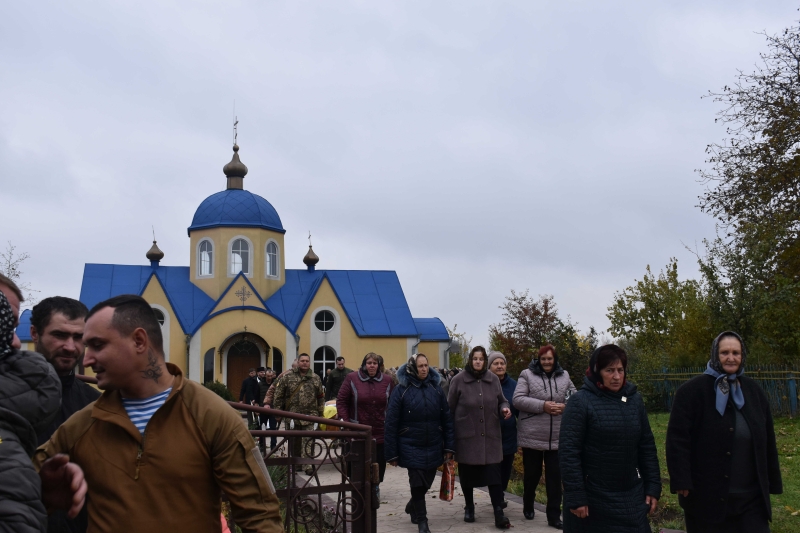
[1,1,796,347]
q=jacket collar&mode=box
[91,363,185,443]
[460,369,495,384]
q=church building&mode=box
[17,144,450,398]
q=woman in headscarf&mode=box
[385,353,455,533]
[559,344,661,533]
[513,344,576,528]
[666,332,782,533]
[336,352,393,497]
[487,352,519,502]
[448,346,513,529]
[0,289,63,531]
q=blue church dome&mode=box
[188,189,285,235]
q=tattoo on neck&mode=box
[141,350,163,383]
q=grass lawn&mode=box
[507,412,799,532]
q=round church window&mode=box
[314,310,335,332]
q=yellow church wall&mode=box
[295,279,410,369]
[140,275,188,375]
[418,342,445,366]
[189,226,285,302]
[197,309,288,382]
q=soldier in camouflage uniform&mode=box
[273,353,325,475]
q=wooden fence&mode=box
[641,364,799,416]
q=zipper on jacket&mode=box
[134,433,146,480]
[547,375,554,451]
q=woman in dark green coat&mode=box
[559,345,661,533]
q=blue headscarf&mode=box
[703,331,746,416]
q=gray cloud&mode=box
[1,0,795,346]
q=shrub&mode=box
[203,380,234,401]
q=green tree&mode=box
[489,290,596,384]
[445,324,472,369]
[698,21,800,269]
[607,258,714,368]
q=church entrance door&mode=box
[227,340,261,400]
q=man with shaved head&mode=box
[34,294,281,533]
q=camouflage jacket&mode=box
[273,368,325,417]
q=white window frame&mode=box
[265,240,280,279]
[228,236,253,277]
[150,304,171,362]
[197,238,214,278]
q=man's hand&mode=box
[570,505,589,518]
[501,407,512,419]
[676,489,689,497]
[646,495,658,515]
[39,454,87,518]
[389,460,398,467]
[444,452,454,461]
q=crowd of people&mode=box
[0,269,784,533]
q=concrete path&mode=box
[377,464,554,532]
[297,458,555,532]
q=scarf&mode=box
[704,331,746,416]
[0,291,15,358]
[585,345,627,391]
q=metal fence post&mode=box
[788,373,797,417]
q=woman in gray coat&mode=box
[513,344,576,529]
[448,346,512,529]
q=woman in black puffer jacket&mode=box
[559,345,661,533]
[0,290,62,532]
[385,354,455,533]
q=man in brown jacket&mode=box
[34,295,282,533]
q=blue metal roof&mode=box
[413,318,450,341]
[79,264,217,333]
[16,309,32,342]
[78,264,426,338]
[188,189,285,235]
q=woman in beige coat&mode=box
[448,346,512,529]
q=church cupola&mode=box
[303,245,319,272]
[146,240,164,268]
[223,144,248,190]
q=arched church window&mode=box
[314,345,337,380]
[199,240,213,276]
[152,308,165,326]
[272,348,283,374]
[266,241,278,277]
[203,347,215,384]
[230,238,250,275]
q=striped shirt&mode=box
[121,388,172,434]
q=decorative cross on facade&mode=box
[235,285,252,305]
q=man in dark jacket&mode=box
[31,297,101,446]
[324,357,352,401]
[30,297,101,533]
[239,368,259,428]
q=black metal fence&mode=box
[230,402,378,533]
[75,374,377,533]
[641,364,799,416]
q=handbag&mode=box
[439,460,455,501]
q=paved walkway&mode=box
[377,464,553,532]
[298,459,553,532]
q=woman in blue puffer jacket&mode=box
[386,353,455,533]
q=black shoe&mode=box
[523,507,535,520]
[417,520,431,533]
[548,518,563,529]
[493,506,510,529]
[501,500,508,509]
[464,505,475,523]
[405,500,418,524]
